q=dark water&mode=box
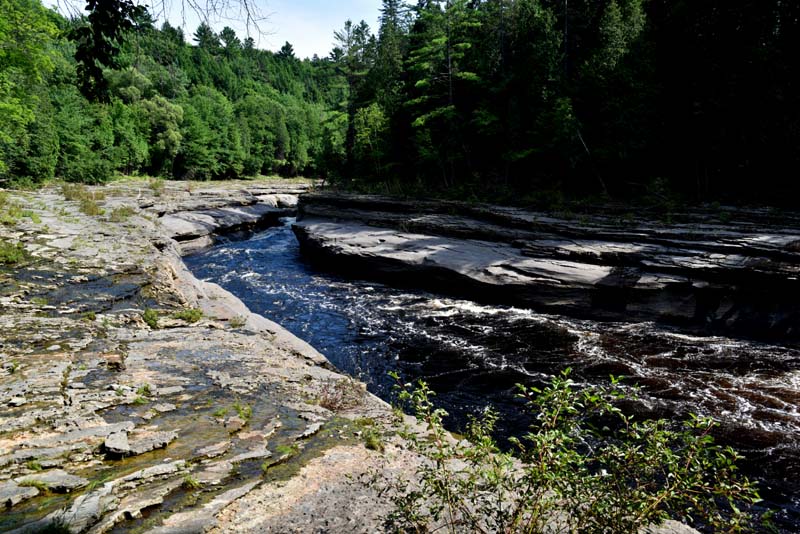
[185,219,800,531]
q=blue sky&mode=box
[254,0,381,58]
[47,0,382,59]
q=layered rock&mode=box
[294,192,800,340]
[0,180,703,534]
[153,181,312,254]
[0,180,401,533]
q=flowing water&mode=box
[185,219,800,531]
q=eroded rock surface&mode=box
[0,180,405,533]
[295,192,800,340]
[0,180,700,534]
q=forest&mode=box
[1,0,798,205]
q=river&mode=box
[184,218,800,531]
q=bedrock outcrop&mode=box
[294,192,800,340]
[0,180,698,533]
[0,179,408,533]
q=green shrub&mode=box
[25,460,43,471]
[108,205,135,222]
[363,426,385,453]
[79,197,104,216]
[20,210,41,223]
[387,370,762,534]
[0,239,26,265]
[233,401,252,421]
[173,308,203,323]
[182,475,202,490]
[142,308,159,329]
[148,177,165,196]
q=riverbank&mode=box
[0,179,430,533]
[0,179,732,533]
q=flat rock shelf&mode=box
[294,192,800,341]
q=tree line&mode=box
[2,0,798,205]
[335,0,799,204]
[0,0,346,187]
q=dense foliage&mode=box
[388,370,762,533]
[0,1,345,187]
[1,0,797,204]
[335,0,799,204]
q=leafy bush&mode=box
[108,205,135,222]
[173,308,202,323]
[79,197,104,216]
[0,239,27,264]
[387,370,762,534]
[142,308,159,329]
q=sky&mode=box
[248,0,381,58]
[46,0,382,60]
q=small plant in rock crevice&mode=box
[229,315,247,329]
[142,308,159,329]
[182,475,202,490]
[173,308,203,323]
[0,239,27,265]
[18,479,50,492]
[317,377,366,412]
[108,205,136,222]
[386,369,763,534]
[233,401,252,421]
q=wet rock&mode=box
[16,469,89,492]
[195,441,232,459]
[117,460,186,484]
[90,477,185,532]
[149,481,260,534]
[104,431,130,455]
[0,481,39,507]
[298,422,323,440]
[129,430,178,455]
[155,385,184,396]
[55,483,116,533]
[224,416,247,433]
[105,430,178,456]
[229,447,272,464]
[142,403,177,420]
[24,421,136,450]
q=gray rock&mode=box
[295,192,800,341]
[229,447,272,463]
[104,431,130,455]
[155,385,184,396]
[224,416,247,433]
[195,441,232,459]
[16,469,89,492]
[0,481,39,507]
[118,460,185,484]
[27,421,135,448]
[105,430,178,456]
[128,431,178,455]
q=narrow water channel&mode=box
[185,218,800,531]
